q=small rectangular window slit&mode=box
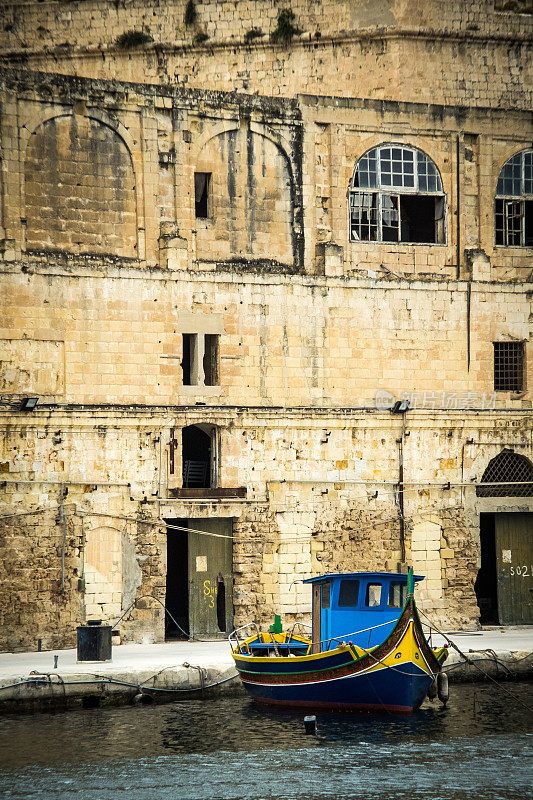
[195,172,211,219]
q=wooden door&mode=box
[495,513,533,624]
[188,518,233,637]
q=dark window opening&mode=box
[182,333,196,386]
[494,341,525,392]
[182,333,219,387]
[203,334,219,386]
[321,582,331,609]
[338,579,360,607]
[165,518,189,638]
[525,200,533,246]
[474,513,498,624]
[388,581,407,608]
[365,583,382,607]
[195,172,211,219]
[476,450,533,498]
[182,425,212,488]
[400,195,442,243]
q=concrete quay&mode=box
[0,628,531,713]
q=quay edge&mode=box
[0,635,531,714]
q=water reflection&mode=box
[0,683,531,800]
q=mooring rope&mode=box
[418,608,533,713]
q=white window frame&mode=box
[495,149,533,248]
[348,144,446,245]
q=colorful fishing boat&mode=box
[230,570,448,713]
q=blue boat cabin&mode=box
[303,572,423,651]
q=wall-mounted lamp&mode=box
[391,399,410,414]
[20,397,38,411]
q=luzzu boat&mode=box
[230,570,448,713]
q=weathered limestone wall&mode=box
[2,73,531,284]
[2,0,529,52]
[25,114,138,256]
[0,507,82,651]
[0,13,530,651]
[2,408,531,649]
[0,1,530,111]
[1,268,531,409]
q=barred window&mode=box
[349,145,446,244]
[476,450,533,498]
[493,341,525,392]
[495,150,533,247]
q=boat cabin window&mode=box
[388,581,407,608]
[365,583,382,607]
[321,582,331,609]
[338,579,360,607]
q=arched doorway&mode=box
[182,424,217,488]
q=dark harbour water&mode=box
[0,683,532,800]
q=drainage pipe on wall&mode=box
[59,483,67,593]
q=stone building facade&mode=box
[0,1,531,651]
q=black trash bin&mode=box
[77,620,112,662]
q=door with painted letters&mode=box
[495,513,533,624]
[187,518,233,637]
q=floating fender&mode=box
[133,692,154,705]
[427,678,438,700]
[437,672,449,705]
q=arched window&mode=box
[349,145,445,244]
[495,149,533,247]
[476,450,533,497]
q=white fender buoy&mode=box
[437,672,449,705]
[427,678,438,700]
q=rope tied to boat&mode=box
[417,609,533,714]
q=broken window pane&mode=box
[350,192,378,240]
[381,195,399,241]
[495,150,533,246]
[506,200,522,246]
[349,145,445,243]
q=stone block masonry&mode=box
[0,3,531,651]
[0,2,530,110]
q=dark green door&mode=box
[188,518,233,637]
[495,513,533,624]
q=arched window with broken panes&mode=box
[349,144,446,244]
[495,149,533,247]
